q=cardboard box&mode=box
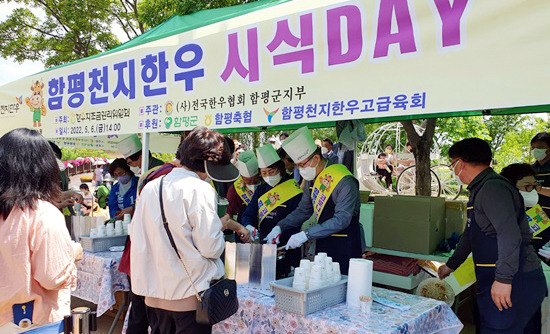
[359,190,371,204]
[445,200,467,238]
[359,203,375,248]
[373,195,445,254]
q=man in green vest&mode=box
[264,126,362,274]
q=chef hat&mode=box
[117,134,142,158]
[256,144,281,168]
[236,150,259,177]
[282,126,317,163]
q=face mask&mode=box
[263,174,282,187]
[520,190,539,208]
[533,148,548,161]
[321,147,328,155]
[299,158,319,181]
[452,160,464,185]
[130,166,141,175]
[118,175,131,184]
[246,183,259,192]
[106,183,112,190]
[385,149,392,154]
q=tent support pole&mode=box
[142,132,150,172]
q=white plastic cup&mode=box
[294,267,306,278]
[300,259,311,271]
[90,228,97,238]
[123,213,131,223]
[115,220,123,229]
[332,262,341,282]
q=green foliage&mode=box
[138,0,258,29]
[61,147,113,161]
[0,0,123,67]
[493,117,548,171]
[152,152,174,162]
[435,116,490,157]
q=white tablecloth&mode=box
[213,286,463,334]
[72,251,130,316]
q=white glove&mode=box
[246,225,259,242]
[286,231,308,250]
[538,248,550,259]
[264,226,282,244]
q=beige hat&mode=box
[282,126,317,163]
[117,134,142,158]
[236,150,259,177]
[256,144,281,168]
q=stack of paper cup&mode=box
[309,264,324,290]
[346,259,373,309]
[115,220,123,235]
[325,257,334,283]
[292,267,308,290]
[90,228,98,238]
[106,222,115,236]
[123,213,131,223]
[122,222,129,235]
[332,262,341,283]
[97,224,106,237]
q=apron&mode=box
[315,193,362,275]
[469,197,546,332]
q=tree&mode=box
[484,114,524,152]
[0,0,123,67]
[138,0,258,29]
[435,116,490,157]
[401,119,437,196]
[0,0,258,67]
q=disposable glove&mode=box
[246,225,259,242]
[264,226,282,244]
[538,247,550,259]
[286,231,308,250]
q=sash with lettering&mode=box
[234,177,254,205]
[258,179,303,224]
[311,164,352,220]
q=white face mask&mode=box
[106,183,112,190]
[263,174,282,187]
[520,190,539,208]
[299,157,319,181]
[246,183,259,192]
[533,148,548,162]
[130,166,141,175]
[321,147,329,155]
[452,160,464,185]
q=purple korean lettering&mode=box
[174,44,205,92]
[88,66,109,105]
[220,28,259,82]
[67,72,85,108]
[113,59,136,99]
[141,51,169,97]
[266,13,314,74]
[48,77,65,110]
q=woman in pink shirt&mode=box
[0,128,82,331]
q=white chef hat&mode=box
[236,150,259,177]
[256,144,281,168]
[117,134,142,158]
[282,126,317,163]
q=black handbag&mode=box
[159,176,239,325]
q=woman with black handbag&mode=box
[130,127,239,334]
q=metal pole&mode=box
[141,132,150,172]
